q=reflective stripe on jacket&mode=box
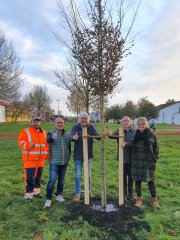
[18,127,48,168]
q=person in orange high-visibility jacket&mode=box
[18,116,48,202]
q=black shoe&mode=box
[34,193,43,198]
[25,198,32,203]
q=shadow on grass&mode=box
[60,197,150,240]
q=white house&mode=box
[156,101,180,125]
[0,99,8,122]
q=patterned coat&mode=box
[128,129,159,182]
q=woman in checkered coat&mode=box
[123,117,160,208]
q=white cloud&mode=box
[110,0,180,107]
[0,20,39,55]
[0,0,179,114]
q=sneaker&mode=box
[44,199,52,208]
[56,195,65,202]
[24,192,33,203]
[74,194,80,202]
[24,198,32,203]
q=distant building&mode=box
[0,99,32,123]
[89,112,101,122]
[156,101,180,125]
[0,99,9,122]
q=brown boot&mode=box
[135,196,143,208]
[151,197,160,208]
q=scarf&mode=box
[134,128,150,146]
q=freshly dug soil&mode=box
[61,198,150,240]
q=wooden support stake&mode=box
[82,127,89,205]
[118,128,124,205]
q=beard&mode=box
[33,124,40,129]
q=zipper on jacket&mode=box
[37,132,41,161]
[62,135,64,164]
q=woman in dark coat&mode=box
[123,117,160,208]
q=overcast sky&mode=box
[0,0,179,115]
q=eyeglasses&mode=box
[56,122,63,124]
[137,123,146,126]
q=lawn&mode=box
[0,122,179,240]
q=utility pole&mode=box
[56,99,60,115]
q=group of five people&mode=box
[18,112,160,209]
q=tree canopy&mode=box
[23,85,52,115]
[0,31,23,100]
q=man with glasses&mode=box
[44,117,71,208]
[109,116,136,201]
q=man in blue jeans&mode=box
[70,112,103,202]
[44,117,71,208]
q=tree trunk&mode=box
[100,92,106,208]
[98,0,106,208]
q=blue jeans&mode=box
[46,163,68,200]
[74,159,92,194]
[25,167,43,193]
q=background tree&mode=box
[165,99,176,104]
[105,104,123,122]
[54,59,99,113]
[136,97,158,119]
[24,85,52,116]
[8,100,29,122]
[121,100,137,118]
[0,31,23,100]
[66,89,84,118]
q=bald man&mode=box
[109,116,136,201]
[44,117,71,208]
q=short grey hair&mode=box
[78,111,89,122]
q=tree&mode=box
[136,97,158,119]
[166,99,176,104]
[71,0,139,207]
[8,100,29,122]
[90,96,108,113]
[56,0,140,208]
[105,104,123,122]
[0,31,23,100]
[24,85,52,115]
[121,100,137,118]
[66,89,85,118]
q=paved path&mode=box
[0,134,18,138]
[0,132,180,138]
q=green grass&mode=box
[0,123,179,240]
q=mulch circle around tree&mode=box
[60,197,150,240]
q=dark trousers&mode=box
[135,180,156,198]
[46,163,68,200]
[124,163,134,196]
[25,167,43,193]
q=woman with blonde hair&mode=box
[122,117,160,208]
